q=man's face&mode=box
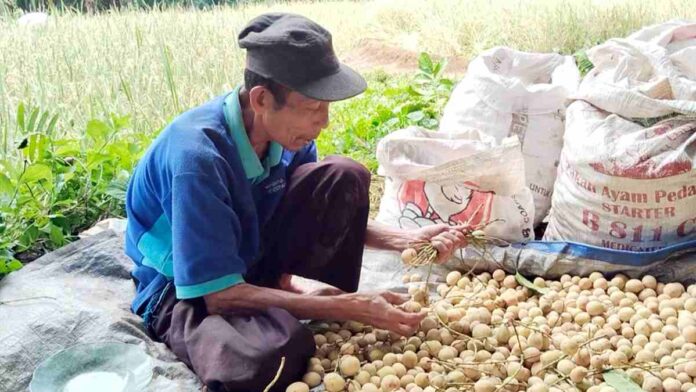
[262,90,330,151]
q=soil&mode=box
[15,248,45,263]
[341,38,469,78]
[369,176,385,219]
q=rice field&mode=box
[1,0,694,148]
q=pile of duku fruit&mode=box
[285,270,696,392]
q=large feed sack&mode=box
[439,47,580,226]
[544,20,696,250]
[375,127,535,243]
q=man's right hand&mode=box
[342,291,426,336]
[205,283,426,337]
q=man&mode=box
[125,13,467,391]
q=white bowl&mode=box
[30,342,153,392]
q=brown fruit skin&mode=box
[381,374,401,392]
[664,283,685,298]
[402,248,418,264]
[402,351,418,369]
[570,367,588,383]
[286,382,310,392]
[404,301,422,313]
[414,373,429,388]
[302,372,322,388]
[339,355,361,377]
[324,373,345,392]
[309,271,696,392]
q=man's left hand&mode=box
[406,224,469,264]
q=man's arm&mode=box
[364,220,417,251]
[204,283,425,336]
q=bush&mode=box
[319,53,453,172]
[0,104,150,276]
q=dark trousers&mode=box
[150,156,371,392]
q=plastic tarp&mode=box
[0,230,202,392]
[2,223,694,391]
[358,239,696,296]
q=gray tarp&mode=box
[359,241,696,295]
[2,226,694,391]
[0,230,202,392]
[0,228,407,392]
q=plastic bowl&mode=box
[30,342,152,392]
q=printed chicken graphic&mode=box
[397,180,494,229]
[589,120,695,179]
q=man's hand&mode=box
[205,282,425,336]
[277,275,425,335]
[365,220,468,263]
[345,291,426,336]
[408,224,469,263]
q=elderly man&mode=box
[125,13,466,391]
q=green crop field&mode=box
[0,0,694,274]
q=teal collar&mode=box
[222,85,283,184]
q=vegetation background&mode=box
[1,0,694,275]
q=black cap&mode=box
[238,13,367,102]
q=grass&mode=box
[1,0,695,147]
[0,0,695,273]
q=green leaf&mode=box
[432,61,442,76]
[436,59,448,77]
[17,103,25,131]
[421,118,439,129]
[384,117,400,129]
[7,259,23,271]
[27,108,39,133]
[418,52,433,73]
[106,142,130,165]
[407,85,427,97]
[23,164,53,183]
[56,171,76,188]
[439,79,454,89]
[52,199,77,208]
[515,272,550,295]
[86,152,113,170]
[23,134,49,162]
[0,173,13,195]
[46,114,60,136]
[54,139,81,157]
[36,112,49,134]
[110,114,131,131]
[603,370,642,392]
[105,178,128,202]
[574,50,595,77]
[406,110,425,122]
[48,223,65,246]
[86,120,111,143]
[128,143,141,155]
[17,225,39,250]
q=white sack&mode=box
[544,20,696,250]
[573,20,696,118]
[439,47,580,225]
[376,127,535,243]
